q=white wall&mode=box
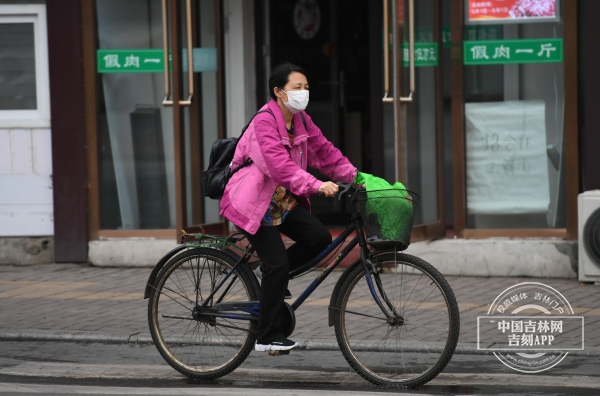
[0,4,52,237]
[0,128,53,236]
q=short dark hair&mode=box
[268,62,307,101]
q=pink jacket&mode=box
[220,99,357,234]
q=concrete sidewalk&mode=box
[1,263,599,354]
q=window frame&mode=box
[0,5,50,128]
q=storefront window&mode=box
[0,23,35,110]
[383,0,440,227]
[185,0,220,226]
[96,0,175,230]
[0,2,49,127]
[463,15,565,229]
[402,0,438,225]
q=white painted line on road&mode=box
[0,382,397,396]
[0,363,362,383]
[436,372,600,389]
[3,331,600,356]
[1,362,599,389]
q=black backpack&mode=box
[201,110,306,200]
[201,110,271,199]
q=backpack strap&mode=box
[234,109,305,169]
[299,111,307,130]
[240,110,305,139]
[239,109,275,140]
[241,109,305,139]
[229,110,276,178]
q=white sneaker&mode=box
[254,266,292,299]
[254,265,263,282]
[255,338,298,352]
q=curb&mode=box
[2,330,599,356]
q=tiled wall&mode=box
[0,128,53,236]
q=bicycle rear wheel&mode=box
[333,253,459,389]
[148,248,259,380]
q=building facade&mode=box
[0,1,53,263]
[1,0,598,277]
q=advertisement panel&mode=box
[466,0,560,25]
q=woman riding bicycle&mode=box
[219,62,358,353]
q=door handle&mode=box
[400,0,415,103]
[382,0,393,103]
[180,0,193,106]
[382,0,415,104]
[161,0,194,106]
[162,0,172,106]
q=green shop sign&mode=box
[442,25,502,48]
[383,28,438,67]
[416,25,502,48]
[97,48,217,73]
[98,49,164,73]
[464,38,563,65]
[403,42,438,67]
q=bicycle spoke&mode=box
[148,283,194,312]
[163,284,195,306]
[402,286,439,319]
[329,306,388,321]
[162,315,195,321]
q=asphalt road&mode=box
[0,341,599,395]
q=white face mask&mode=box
[280,89,309,114]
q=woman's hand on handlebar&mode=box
[318,181,339,198]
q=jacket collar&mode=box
[267,99,307,145]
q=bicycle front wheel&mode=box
[148,248,259,380]
[333,253,459,389]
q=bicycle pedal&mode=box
[268,350,290,356]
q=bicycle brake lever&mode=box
[336,182,353,201]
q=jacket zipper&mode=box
[231,171,251,201]
[300,150,303,168]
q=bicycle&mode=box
[144,183,460,389]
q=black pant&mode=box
[239,205,331,344]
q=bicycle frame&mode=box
[201,203,398,324]
[201,224,357,319]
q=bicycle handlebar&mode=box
[317,181,358,200]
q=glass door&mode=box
[455,0,567,236]
[382,0,445,240]
[96,0,177,233]
[163,0,225,234]
[95,0,225,236]
[267,0,344,224]
[266,0,371,225]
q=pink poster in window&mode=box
[467,0,558,24]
